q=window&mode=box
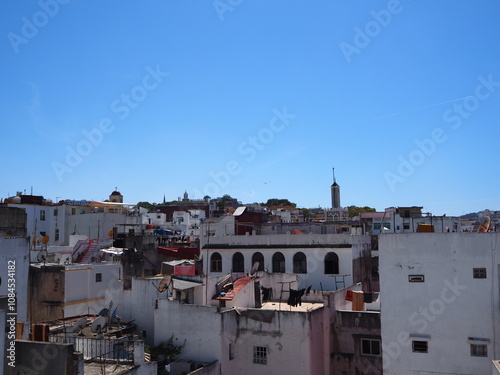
[54,209,58,216]
[361,339,381,356]
[403,223,410,230]
[473,268,487,279]
[210,252,222,273]
[324,252,339,274]
[272,252,285,273]
[40,210,46,221]
[55,229,59,242]
[470,344,487,357]
[251,252,264,272]
[232,252,244,273]
[71,208,76,215]
[253,346,267,365]
[412,340,428,353]
[293,252,307,274]
[95,273,102,282]
[408,275,425,282]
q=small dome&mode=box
[111,190,121,196]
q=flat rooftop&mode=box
[261,301,323,312]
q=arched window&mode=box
[210,252,222,273]
[272,252,285,273]
[293,252,307,274]
[251,252,264,272]
[232,252,244,273]
[324,252,339,274]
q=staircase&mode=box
[74,241,100,263]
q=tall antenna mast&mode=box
[332,167,336,184]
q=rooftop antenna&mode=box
[250,262,260,276]
[332,167,336,184]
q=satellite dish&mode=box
[110,307,118,324]
[154,276,171,292]
[97,308,109,316]
[41,235,50,245]
[37,250,48,263]
[250,262,260,275]
[478,217,490,232]
[108,229,114,237]
[90,316,108,333]
[72,317,87,333]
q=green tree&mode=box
[145,335,184,361]
[137,201,157,212]
[347,205,376,218]
[263,198,296,208]
[301,208,312,218]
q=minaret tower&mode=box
[331,168,340,209]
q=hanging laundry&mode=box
[297,289,306,306]
[305,285,312,296]
[287,289,298,306]
[261,286,273,302]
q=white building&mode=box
[105,275,205,345]
[5,192,142,247]
[153,298,327,375]
[380,232,500,374]
[360,209,462,235]
[202,233,372,292]
[30,262,123,322]
[0,237,30,324]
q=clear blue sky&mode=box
[2,1,500,216]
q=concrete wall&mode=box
[0,237,29,323]
[64,263,122,317]
[220,307,325,375]
[0,300,5,372]
[5,340,74,375]
[331,311,382,375]
[29,265,65,323]
[187,361,220,375]
[154,300,222,363]
[380,233,500,375]
[0,207,26,236]
[203,233,355,247]
[122,362,157,375]
[106,276,167,345]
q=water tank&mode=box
[12,196,21,204]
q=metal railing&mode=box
[50,335,134,363]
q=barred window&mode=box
[253,346,267,365]
[470,344,487,357]
[412,340,428,353]
[473,268,487,279]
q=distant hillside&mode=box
[461,212,478,220]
